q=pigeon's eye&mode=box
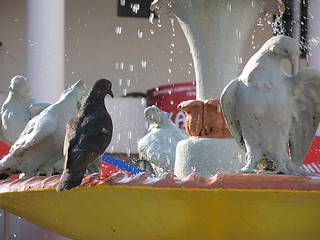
[108,83,112,88]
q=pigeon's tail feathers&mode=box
[55,168,86,191]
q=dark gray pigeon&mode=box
[56,79,114,191]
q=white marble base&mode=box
[174,137,245,177]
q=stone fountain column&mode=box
[151,0,285,177]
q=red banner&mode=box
[146,82,196,129]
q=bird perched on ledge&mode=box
[0,76,50,146]
[0,80,86,178]
[137,105,188,175]
[56,79,114,191]
[221,35,320,176]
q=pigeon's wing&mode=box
[220,79,246,152]
[66,108,113,173]
[29,102,51,118]
[289,68,320,165]
[63,115,77,157]
[10,114,57,156]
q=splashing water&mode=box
[141,59,147,68]
[137,29,143,38]
[227,3,232,11]
[131,3,140,14]
[272,14,284,36]
[115,26,122,34]
[149,13,155,24]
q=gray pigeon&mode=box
[0,76,50,146]
[0,80,86,178]
[221,35,320,176]
[56,79,114,191]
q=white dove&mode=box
[137,105,188,175]
[0,76,50,146]
[0,80,86,178]
[220,35,320,176]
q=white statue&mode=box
[0,80,86,177]
[138,105,188,175]
[0,76,50,146]
[221,35,320,176]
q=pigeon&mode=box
[0,76,50,146]
[137,105,188,175]
[220,35,320,176]
[0,80,86,178]
[56,79,114,191]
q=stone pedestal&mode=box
[174,98,245,177]
[174,138,245,177]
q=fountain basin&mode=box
[0,173,319,240]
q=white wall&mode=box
[0,0,287,98]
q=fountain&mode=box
[151,0,285,177]
[1,1,320,240]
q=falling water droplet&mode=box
[128,131,132,139]
[127,148,131,156]
[129,64,134,72]
[150,29,155,34]
[115,26,122,34]
[227,3,232,11]
[115,62,119,70]
[236,29,241,39]
[157,16,162,27]
[149,13,155,24]
[131,3,140,13]
[120,0,125,6]
[118,78,123,86]
[137,29,143,38]
[127,79,131,86]
[120,62,124,70]
[141,59,147,68]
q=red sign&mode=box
[146,82,196,129]
[302,136,320,174]
[0,141,10,157]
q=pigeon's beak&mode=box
[109,90,114,98]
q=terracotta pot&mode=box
[177,99,231,138]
